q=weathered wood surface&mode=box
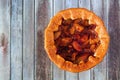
[10,0,23,80]
[0,0,10,80]
[23,0,34,80]
[108,0,120,80]
[35,0,51,80]
[0,0,120,80]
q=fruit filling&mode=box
[54,18,100,64]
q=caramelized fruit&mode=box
[54,18,100,64]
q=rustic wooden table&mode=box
[0,0,120,80]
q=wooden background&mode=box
[0,0,120,80]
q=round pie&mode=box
[44,8,110,72]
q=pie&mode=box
[44,8,110,72]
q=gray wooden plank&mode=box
[107,0,120,80]
[53,66,65,80]
[78,0,91,80]
[90,0,108,80]
[66,71,78,80]
[65,0,79,80]
[90,0,104,19]
[50,1,54,80]
[79,0,90,9]
[65,0,79,8]
[104,0,109,80]
[35,0,51,80]
[0,0,10,80]
[79,70,90,80]
[53,0,65,80]
[23,0,34,80]
[10,0,23,80]
[54,0,64,12]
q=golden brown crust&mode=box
[44,8,110,72]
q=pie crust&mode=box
[44,8,110,72]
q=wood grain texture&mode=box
[50,1,54,80]
[23,0,35,80]
[108,0,120,80]
[65,0,79,8]
[35,0,51,80]
[0,0,119,80]
[0,0,10,80]
[90,0,108,80]
[79,0,90,9]
[54,0,64,12]
[53,0,65,80]
[10,0,23,80]
[105,0,109,79]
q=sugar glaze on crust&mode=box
[44,8,110,72]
